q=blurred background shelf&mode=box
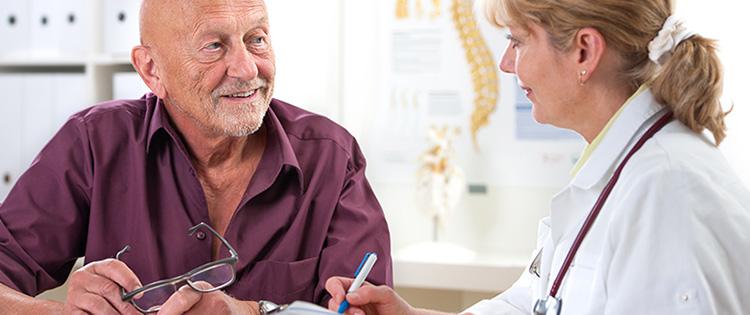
[0,56,88,67]
[394,255,526,292]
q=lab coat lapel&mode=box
[571,90,664,190]
[549,186,595,247]
[549,89,665,246]
[533,217,553,298]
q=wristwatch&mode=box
[259,300,287,315]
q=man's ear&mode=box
[573,27,606,84]
[131,45,167,98]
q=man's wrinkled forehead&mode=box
[140,0,268,44]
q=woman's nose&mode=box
[499,45,515,74]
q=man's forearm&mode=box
[0,283,63,314]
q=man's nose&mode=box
[226,48,259,81]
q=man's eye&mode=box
[205,42,222,50]
[250,36,266,45]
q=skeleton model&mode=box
[417,126,465,241]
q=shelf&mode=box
[393,252,527,293]
[0,55,132,68]
[0,56,88,67]
[92,54,132,66]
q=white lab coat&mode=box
[465,89,750,315]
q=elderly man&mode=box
[0,0,392,313]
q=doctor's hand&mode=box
[63,258,143,315]
[155,282,259,315]
[325,276,416,315]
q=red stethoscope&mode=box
[533,111,674,315]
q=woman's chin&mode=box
[531,108,547,125]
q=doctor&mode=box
[325,0,750,314]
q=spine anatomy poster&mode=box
[367,0,583,188]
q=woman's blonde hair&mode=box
[485,0,728,144]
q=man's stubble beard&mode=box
[169,80,273,137]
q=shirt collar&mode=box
[258,99,304,190]
[570,87,665,189]
[146,94,181,154]
[145,96,304,192]
[570,85,650,177]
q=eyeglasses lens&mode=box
[189,263,235,291]
[132,284,177,312]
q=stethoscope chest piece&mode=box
[533,296,562,315]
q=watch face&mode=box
[259,300,281,315]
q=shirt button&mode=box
[681,295,689,302]
[195,231,207,240]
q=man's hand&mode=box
[63,258,143,315]
[325,276,414,315]
[156,282,259,315]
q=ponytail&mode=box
[650,36,728,145]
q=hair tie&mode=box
[647,15,695,65]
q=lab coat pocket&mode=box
[241,256,320,303]
[560,253,598,314]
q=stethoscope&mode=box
[533,111,673,315]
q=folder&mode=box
[103,0,141,56]
[53,74,89,129]
[21,74,56,165]
[0,0,31,57]
[58,0,90,56]
[113,72,150,100]
[29,0,62,57]
[0,75,25,200]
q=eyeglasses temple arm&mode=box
[188,222,239,258]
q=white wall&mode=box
[266,0,343,120]
[676,0,750,187]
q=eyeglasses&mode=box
[115,222,239,313]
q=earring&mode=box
[578,69,588,86]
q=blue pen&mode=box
[338,252,378,314]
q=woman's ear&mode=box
[573,27,606,84]
[131,45,167,98]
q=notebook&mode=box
[276,300,338,314]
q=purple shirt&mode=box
[0,94,392,305]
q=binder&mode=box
[58,0,90,56]
[3,74,88,200]
[103,0,141,56]
[53,74,89,129]
[0,0,31,57]
[0,75,25,200]
[29,0,62,56]
[21,74,56,165]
